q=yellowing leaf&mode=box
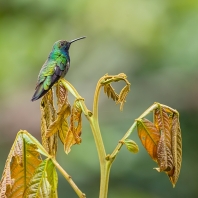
[46,103,71,145]
[64,100,82,154]
[24,158,58,198]
[40,89,57,156]
[137,118,160,161]
[0,131,42,198]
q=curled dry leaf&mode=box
[56,80,68,110]
[117,84,130,111]
[154,107,174,173]
[169,113,182,187]
[64,100,82,154]
[103,84,119,102]
[47,81,71,145]
[46,103,71,145]
[137,104,182,187]
[40,89,57,156]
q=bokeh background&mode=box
[0,0,198,197]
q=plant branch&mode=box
[60,75,131,198]
[108,103,159,161]
[51,157,86,198]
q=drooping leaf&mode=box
[46,103,71,145]
[117,84,130,110]
[56,80,68,110]
[124,139,139,154]
[137,118,160,161]
[40,89,57,156]
[138,103,182,187]
[169,113,182,187]
[64,100,82,154]
[0,131,42,198]
[103,84,119,102]
[154,107,174,173]
[24,158,58,198]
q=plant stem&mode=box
[51,158,86,198]
[109,103,158,161]
[61,79,108,197]
[60,76,134,198]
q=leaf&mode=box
[56,80,68,110]
[137,118,160,161]
[24,158,58,198]
[0,131,42,198]
[154,107,174,173]
[40,89,58,156]
[137,104,182,187]
[169,113,182,187]
[64,100,82,154]
[117,84,130,110]
[103,84,119,102]
[46,103,71,145]
[46,159,58,192]
[124,139,139,154]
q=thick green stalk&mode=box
[61,79,108,198]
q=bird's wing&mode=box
[31,62,64,101]
[36,60,56,84]
[37,55,67,86]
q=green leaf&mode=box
[46,159,58,192]
[24,158,58,198]
[124,139,139,154]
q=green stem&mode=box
[109,121,137,160]
[61,79,107,198]
[109,103,158,161]
[61,76,133,198]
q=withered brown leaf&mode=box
[169,113,182,187]
[56,80,68,110]
[138,104,182,187]
[117,84,130,111]
[154,107,174,173]
[103,84,119,102]
[46,103,71,144]
[64,100,82,154]
[40,89,57,156]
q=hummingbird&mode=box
[31,36,86,101]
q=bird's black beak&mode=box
[69,36,86,45]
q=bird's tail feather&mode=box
[31,73,61,101]
[31,83,48,101]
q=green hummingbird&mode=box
[31,36,86,101]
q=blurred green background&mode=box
[0,0,198,197]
